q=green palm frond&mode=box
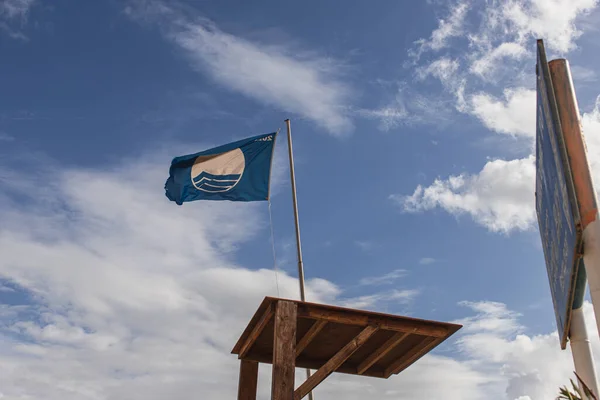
[557,379,583,400]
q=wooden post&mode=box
[238,360,259,400]
[272,300,297,400]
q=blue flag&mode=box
[165,132,277,205]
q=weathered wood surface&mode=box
[296,320,327,357]
[272,300,297,400]
[357,332,409,375]
[237,360,259,400]
[385,336,438,377]
[296,305,448,337]
[239,304,273,359]
[294,325,379,400]
[232,297,461,382]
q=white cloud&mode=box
[417,57,461,85]
[415,57,469,113]
[0,150,597,399]
[409,1,471,62]
[0,0,33,19]
[408,0,599,132]
[359,106,409,131]
[0,132,14,142]
[0,282,15,292]
[5,2,600,397]
[428,2,470,50]
[583,97,600,175]
[395,96,600,233]
[319,354,492,400]
[0,148,342,399]
[0,0,34,40]
[456,301,523,335]
[470,88,536,137]
[498,0,598,54]
[358,269,407,286]
[398,0,600,233]
[394,156,536,233]
[340,289,420,310]
[358,83,455,131]
[0,150,447,399]
[571,65,598,82]
[0,148,517,399]
[462,0,598,82]
[453,300,600,399]
[452,300,585,400]
[354,240,376,252]
[419,257,436,265]
[469,42,527,80]
[125,1,353,135]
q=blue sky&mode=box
[2,0,600,399]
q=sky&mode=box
[2,0,600,399]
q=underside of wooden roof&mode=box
[232,297,462,379]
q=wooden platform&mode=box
[232,297,461,384]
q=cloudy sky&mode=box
[2,0,600,399]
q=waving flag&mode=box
[165,132,277,205]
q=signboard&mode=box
[535,40,583,349]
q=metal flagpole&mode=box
[285,119,314,400]
[285,119,307,301]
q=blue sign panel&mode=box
[535,41,582,349]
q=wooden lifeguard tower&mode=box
[232,297,462,400]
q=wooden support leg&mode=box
[271,300,297,400]
[238,360,259,400]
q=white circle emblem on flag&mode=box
[191,148,245,193]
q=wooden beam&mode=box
[384,336,438,377]
[238,360,259,400]
[296,320,327,357]
[237,353,387,378]
[357,332,409,375]
[272,300,297,400]
[296,305,447,337]
[238,304,273,359]
[294,325,378,400]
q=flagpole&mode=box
[285,119,307,301]
[285,119,314,400]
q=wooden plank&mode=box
[232,297,459,355]
[232,297,273,354]
[384,336,438,377]
[238,360,259,400]
[240,352,387,378]
[294,325,378,400]
[272,300,297,400]
[238,303,273,359]
[296,320,327,357]
[297,305,448,337]
[357,332,409,375]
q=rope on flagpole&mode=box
[268,199,281,297]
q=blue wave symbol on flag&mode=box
[192,172,242,193]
